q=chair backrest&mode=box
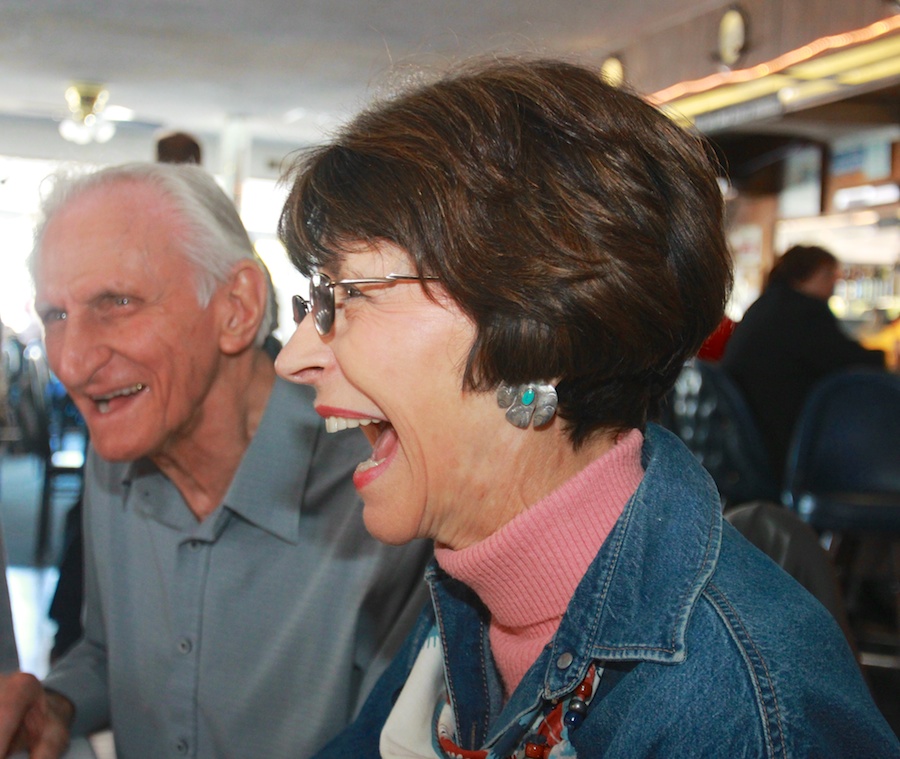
[784,370,900,503]
[724,500,853,644]
[661,360,778,506]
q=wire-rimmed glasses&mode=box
[292,272,438,336]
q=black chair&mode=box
[783,369,900,650]
[725,500,853,648]
[661,359,778,507]
[783,370,900,531]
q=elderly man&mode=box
[0,163,431,758]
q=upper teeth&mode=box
[324,416,377,434]
[95,383,145,402]
[95,383,145,413]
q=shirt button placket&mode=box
[170,536,207,758]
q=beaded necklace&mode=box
[436,665,597,759]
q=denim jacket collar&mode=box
[426,423,724,747]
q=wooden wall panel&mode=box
[620,0,897,96]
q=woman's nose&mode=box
[275,311,332,387]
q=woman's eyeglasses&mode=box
[292,272,438,336]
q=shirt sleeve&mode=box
[299,422,433,715]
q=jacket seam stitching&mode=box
[705,581,786,759]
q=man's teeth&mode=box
[324,416,378,434]
[95,383,145,415]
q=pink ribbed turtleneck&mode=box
[435,429,644,694]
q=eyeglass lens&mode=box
[290,275,335,336]
[311,273,335,335]
[291,294,309,326]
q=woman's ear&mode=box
[217,260,269,355]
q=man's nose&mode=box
[47,316,112,389]
[275,312,331,387]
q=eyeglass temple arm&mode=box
[330,274,440,285]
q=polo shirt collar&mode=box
[123,377,314,544]
[220,377,313,542]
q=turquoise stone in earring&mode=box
[496,381,558,429]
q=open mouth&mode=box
[324,415,399,484]
[92,383,146,414]
[357,422,398,477]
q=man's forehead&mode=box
[59,178,174,221]
[38,192,190,284]
[48,180,181,244]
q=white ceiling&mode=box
[0,0,731,152]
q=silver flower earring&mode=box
[496,382,558,429]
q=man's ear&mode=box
[217,260,268,355]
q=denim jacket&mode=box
[315,425,898,758]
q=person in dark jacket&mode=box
[722,244,887,485]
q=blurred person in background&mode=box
[155,130,203,165]
[275,59,898,757]
[722,244,890,485]
[0,162,430,759]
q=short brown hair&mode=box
[767,245,837,289]
[279,59,732,445]
[156,131,202,165]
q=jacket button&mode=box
[556,652,574,669]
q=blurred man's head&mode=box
[156,131,202,165]
[30,163,273,462]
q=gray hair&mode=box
[31,162,277,346]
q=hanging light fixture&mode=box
[58,83,116,144]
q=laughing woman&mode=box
[275,60,897,758]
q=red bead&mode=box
[524,743,545,758]
[576,680,592,699]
